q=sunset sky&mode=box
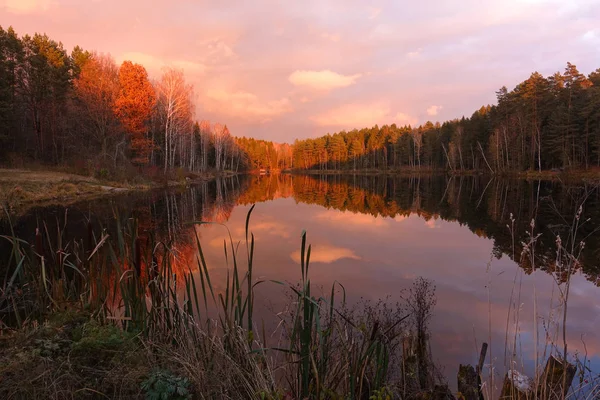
[2,0,599,142]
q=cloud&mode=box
[5,0,599,142]
[582,29,599,43]
[407,48,422,59]
[312,103,386,127]
[204,89,292,122]
[369,7,382,20]
[290,244,360,264]
[289,70,362,91]
[312,103,418,128]
[427,105,443,116]
[321,32,341,42]
[118,52,206,75]
[1,0,52,13]
[395,112,418,126]
[197,38,237,64]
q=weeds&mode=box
[0,199,596,399]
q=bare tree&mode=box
[156,67,193,172]
[199,120,211,172]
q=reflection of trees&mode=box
[238,174,600,285]
[0,175,250,279]
[3,173,599,287]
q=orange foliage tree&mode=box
[114,61,156,165]
[73,53,120,161]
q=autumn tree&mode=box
[73,53,121,163]
[114,61,156,165]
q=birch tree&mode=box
[156,67,193,172]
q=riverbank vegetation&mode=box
[0,207,446,399]
[1,202,598,399]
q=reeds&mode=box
[2,200,595,399]
[0,204,438,399]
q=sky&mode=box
[2,0,600,142]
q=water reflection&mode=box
[2,173,599,390]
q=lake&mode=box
[2,173,599,392]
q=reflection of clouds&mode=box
[208,235,244,248]
[394,215,408,222]
[425,217,441,229]
[290,244,360,264]
[206,219,291,248]
[156,189,600,385]
[240,220,291,239]
[315,210,390,228]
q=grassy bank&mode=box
[0,168,237,213]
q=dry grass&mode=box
[0,311,152,400]
[0,168,152,212]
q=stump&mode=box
[457,364,479,400]
[500,370,533,400]
[457,343,486,400]
[539,355,576,399]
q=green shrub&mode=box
[141,369,191,400]
[96,168,110,180]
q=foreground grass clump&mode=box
[0,311,153,399]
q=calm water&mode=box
[2,174,599,390]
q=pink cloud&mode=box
[426,105,443,116]
[117,52,206,75]
[312,102,415,128]
[3,0,599,141]
[1,0,53,14]
[394,112,418,126]
[289,70,362,91]
[203,89,292,122]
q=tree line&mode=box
[0,26,288,176]
[3,25,599,176]
[293,63,600,173]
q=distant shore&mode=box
[289,168,600,181]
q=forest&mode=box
[0,26,292,177]
[292,64,600,173]
[2,26,600,176]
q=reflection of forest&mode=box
[238,174,600,285]
[0,175,249,280]
[3,173,599,286]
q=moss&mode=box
[72,319,137,353]
[0,311,151,399]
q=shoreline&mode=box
[0,168,238,216]
[289,168,600,181]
